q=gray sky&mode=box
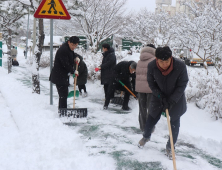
[125,0,176,13]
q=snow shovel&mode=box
[118,80,137,99]
[110,91,124,105]
[67,74,79,98]
[166,109,177,170]
[59,62,87,118]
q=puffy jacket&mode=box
[135,46,155,93]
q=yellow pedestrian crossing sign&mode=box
[34,0,71,20]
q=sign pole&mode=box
[50,19,53,105]
[34,0,71,105]
[0,32,2,67]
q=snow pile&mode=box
[0,67,116,170]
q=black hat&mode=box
[146,44,156,49]
[155,46,172,60]
[102,43,110,50]
[69,36,80,44]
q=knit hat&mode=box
[155,46,172,60]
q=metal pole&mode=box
[0,32,2,67]
[50,19,53,105]
[25,7,30,59]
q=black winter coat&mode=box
[100,47,116,85]
[147,58,189,121]
[73,53,88,85]
[12,60,19,66]
[49,42,76,85]
[112,61,135,89]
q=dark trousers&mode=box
[138,93,152,131]
[104,81,130,107]
[104,84,109,98]
[144,114,180,149]
[78,84,86,93]
[55,84,69,109]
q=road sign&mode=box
[34,0,71,20]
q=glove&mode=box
[162,98,175,112]
[75,57,80,64]
[75,70,79,76]
[95,67,100,72]
[168,98,175,110]
[162,98,169,112]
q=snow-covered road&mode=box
[0,47,222,170]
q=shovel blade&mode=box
[67,90,79,98]
[110,97,124,105]
[59,108,87,118]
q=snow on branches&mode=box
[186,67,222,120]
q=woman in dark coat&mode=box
[74,53,88,97]
[138,46,189,158]
[49,36,80,110]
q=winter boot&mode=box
[103,105,108,110]
[138,137,150,148]
[122,105,131,111]
[79,92,82,96]
[82,92,88,98]
[165,146,173,160]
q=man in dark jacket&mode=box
[95,43,116,99]
[104,60,137,110]
[138,46,189,158]
[49,36,80,111]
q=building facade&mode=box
[156,0,222,16]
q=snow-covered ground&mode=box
[0,46,222,170]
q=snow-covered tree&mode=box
[71,0,126,52]
[121,9,158,45]
[0,1,27,73]
[17,0,82,94]
[122,10,181,48]
[175,2,222,72]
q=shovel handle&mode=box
[166,109,177,170]
[73,62,78,108]
[119,80,137,99]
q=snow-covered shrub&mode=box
[115,50,128,61]
[186,67,222,120]
[39,52,51,68]
[26,51,56,68]
[74,49,128,81]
